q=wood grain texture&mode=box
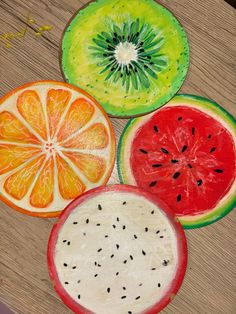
[0,0,236,313]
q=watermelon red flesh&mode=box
[130,106,236,216]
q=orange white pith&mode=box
[0,82,115,217]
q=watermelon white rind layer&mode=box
[48,185,187,313]
[117,94,236,229]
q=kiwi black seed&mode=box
[90,19,167,92]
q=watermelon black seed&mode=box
[78,294,80,299]
[173,172,180,179]
[139,148,148,154]
[67,241,70,246]
[197,179,203,186]
[65,281,69,284]
[116,244,120,249]
[121,296,127,299]
[117,217,120,222]
[96,223,101,226]
[123,225,126,230]
[163,259,169,266]
[113,224,116,229]
[73,222,78,225]
[178,116,182,121]
[134,234,137,239]
[130,255,133,260]
[188,164,193,168]
[107,287,110,293]
[63,263,68,267]
[139,283,143,286]
[210,147,216,153]
[116,272,119,276]
[105,235,108,238]
[152,164,162,168]
[135,296,141,300]
[182,145,187,153]
[128,312,132,314]
[123,201,127,205]
[77,280,80,283]
[94,274,98,277]
[192,127,195,135]
[145,227,148,232]
[161,148,169,154]
[142,250,146,256]
[153,125,158,133]
[149,181,157,187]
[123,287,126,290]
[83,232,86,236]
[177,194,182,202]
[158,283,161,287]
[63,240,67,243]
[208,134,212,139]
[97,248,102,252]
[171,159,179,163]
[151,210,155,214]
[123,260,127,264]
[151,268,156,270]
[156,230,160,234]
[160,236,164,238]
[214,169,223,173]
[98,204,102,210]
[98,264,101,267]
[86,219,89,224]
[94,261,97,266]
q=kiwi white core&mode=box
[115,42,138,65]
[54,191,179,314]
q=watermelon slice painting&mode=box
[117,95,236,228]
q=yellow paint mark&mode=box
[0,12,52,48]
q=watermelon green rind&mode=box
[181,194,236,229]
[60,0,190,117]
[171,94,236,133]
[117,94,236,229]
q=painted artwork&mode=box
[0,81,115,217]
[117,95,236,228]
[61,0,189,117]
[48,185,187,314]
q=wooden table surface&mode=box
[0,0,236,313]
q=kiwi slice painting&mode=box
[61,0,189,117]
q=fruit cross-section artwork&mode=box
[48,185,187,314]
[60,0,189,117]
[0,81,116,217]
[118,95,236,228]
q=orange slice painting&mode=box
[0,81,116,217]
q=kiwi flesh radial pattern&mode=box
[48,185,187,313]
[61,0,189,117]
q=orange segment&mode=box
[30,157,54,208]
[0,144,41,175]
[47,89,71,138]
[4,155,46,200]
[57,98,94,142]
[17,90,47,140]
[0,111,40,144]
[62,151,106,183]
[56,154,85,199]
[62,123,109,149]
